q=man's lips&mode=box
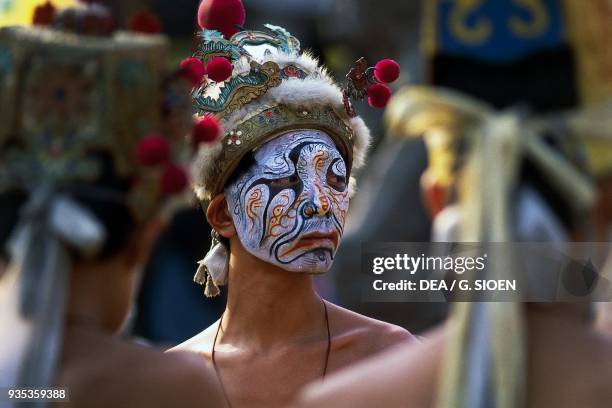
[279,231,339,257]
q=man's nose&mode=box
[313,189,331,216]
[302,182,332,218]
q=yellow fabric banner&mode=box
[563,0,612,106]
[0,0,77,27]
[563,0,612,176]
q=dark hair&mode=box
[0,150,136,262]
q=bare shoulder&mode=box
[297,325,447,408]
[169,320,220,357]
[149,349,226,405]
[59,336,224,408]
[325,301,416,354]
[152,347,216,384]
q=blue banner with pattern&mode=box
[435,0,566,62]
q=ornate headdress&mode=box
[0,7,204,222]
[0,0,205,389]
[186,0,401,296]
[188,0,402,206]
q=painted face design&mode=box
[225,130,350,273]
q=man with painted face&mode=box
[225,129,349,272]
[171,2,414,407]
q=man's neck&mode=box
[220,243,327,350]
[66,256,132,335]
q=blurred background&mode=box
[6,0,608,347]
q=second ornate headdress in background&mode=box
[0,0,211,387]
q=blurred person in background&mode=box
[0,1,224,407]
[297,83,612,408]
[170,1,416,407]
[297,1,612,407]
[297,87,612,407]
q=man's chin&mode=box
[276,249,335,274]
[283,264,332,274]
[247,247,335,273]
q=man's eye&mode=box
[269,175,300,187]
[327,174,347,191]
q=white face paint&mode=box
[225,130,350,273]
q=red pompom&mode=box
[206,57,233,82]
[198,0,246,38]
[193,115,222,147]
[33,1,56,26]
[367,83,392,108]
[374,59,400,84]
[161,163,189,195]
[136,135,170,166]
[128,11,163,34]
[179,57,207,86]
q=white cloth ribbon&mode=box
[2,187,106,390]
[194,232,229,298]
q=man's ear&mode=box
[206,194,237,238]
[420,170,448,219]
